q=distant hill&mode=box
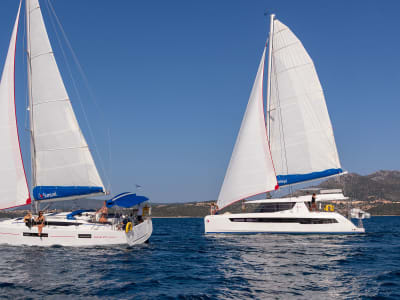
[316,170,400,215]
[151,170,400,217]
[1,171,399,219]
[318,170,400,202]
[151,200,247,218]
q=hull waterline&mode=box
[204,203,365,234]
[0,216,152,247]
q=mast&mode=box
[26,0,37,211]
[266,14,275,139]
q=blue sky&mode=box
[0,0,399,203]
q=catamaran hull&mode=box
[0,219,152,247]
[204,212,364,234]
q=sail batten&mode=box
[26,0,105,201]
[0,3,31,210]
[267,18,342,186]
[217,48,278,210]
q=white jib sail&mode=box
[217,48,278,210]
[267,19,342,185]
[0,3,31,209]
[26,0,104,200]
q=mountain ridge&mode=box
[1,170,399,218]
[151,170,400,217]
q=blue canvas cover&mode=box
[66,209,95,220]
[106,192,149,208]
[33,186,104,201]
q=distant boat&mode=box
[0,0,152,246]
[205,14,369,234]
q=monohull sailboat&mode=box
[0,1,152,246]
[205,14,369,234]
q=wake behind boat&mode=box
[0,1,152,246]
[205,14,369,234]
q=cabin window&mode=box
[45,221,81,226]
[23,232,48,237]
[229,218,338,224]
[255,202,295,213]
[78,234,91,238]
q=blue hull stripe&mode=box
[277,168,343,186]
[33,186,104,201]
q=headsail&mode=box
[0,3,31,209]
[217,48,278,210]
[267,18,342,186]
[26,0,105,201]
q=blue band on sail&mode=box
[33,186,104,201]
[277,168,343,186]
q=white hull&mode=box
[204,203,364,234]
[0,214,152,247]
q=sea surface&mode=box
[0,217,399,299]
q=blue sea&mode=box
[0,217,399,299]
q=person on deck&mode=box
[311,193,317,212]
[137,203,144,223]
[97,201,108,223]
[35,211,45,236]
[23,211,33,229]
[210,202,219,215]
[117,218,128,231]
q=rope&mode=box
[271,46,291,196]
[44,0,111,190]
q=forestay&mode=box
[26,0,104,201]
[0,3,31,209]
[267,18,342,186]
[217,48,278,210]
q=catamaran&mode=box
[205,14,369,234]
[0,0,152,246]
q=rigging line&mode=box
[43,1,92,175]
[26,0,37,191]
[281,29,340,165]
[107,128,112,192]
[46,1,103,113]
[290,48,340,165]
[44,0,110,189]
[46,0,111,190]
[272,46,291,196]
[271,59,284,170]
[45,0,113,173]
[264,37,270,137]
[21,3,34,200]
[22,6,29,132]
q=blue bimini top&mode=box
[106,192,149,208]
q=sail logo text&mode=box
[40,192,57,199]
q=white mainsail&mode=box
[26,0,105,201]
[0,3,31,209]
[217,48,278,210]
[267,18,342,186]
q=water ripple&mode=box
[0,217,398,298]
